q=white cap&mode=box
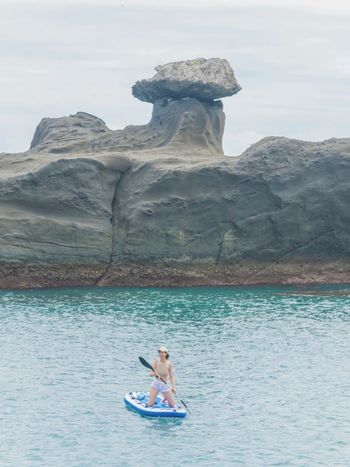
[158,346,168,353]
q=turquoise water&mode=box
[1,285,350,466]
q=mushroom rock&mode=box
[31,58,240,156]
[132,57,241,102]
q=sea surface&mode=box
[1,285,350,466]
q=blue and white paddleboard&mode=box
[124,392,187,418]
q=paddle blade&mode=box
[138,356,154,371]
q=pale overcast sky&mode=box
[1,0,349,155]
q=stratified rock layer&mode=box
[132,58,241,103]
[1,134,350,288]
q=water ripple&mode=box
[1,285,350,466]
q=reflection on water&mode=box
[1,285,350,466]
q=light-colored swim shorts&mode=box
[151,378,172,393]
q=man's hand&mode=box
[151,371,160,379]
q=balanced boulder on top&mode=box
[132,57,241,103]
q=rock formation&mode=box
[30,58,237,157]
[0,57,350,288]
[132,57,241,102]
[30,99,225,156]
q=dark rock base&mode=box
[1,261,350,289]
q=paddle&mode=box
[138,356,191,414]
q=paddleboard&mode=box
[124,392,187,418]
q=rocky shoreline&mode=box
[1,260,350,289]
[1,58,349,289]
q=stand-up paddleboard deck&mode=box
[124,392,187,418]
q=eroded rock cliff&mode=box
[1,58,349,288]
